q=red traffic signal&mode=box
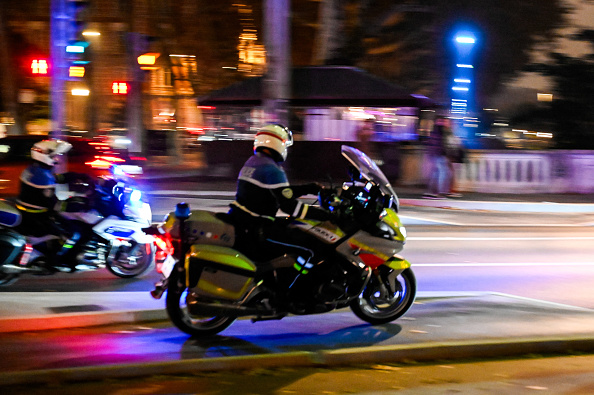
[31,59,49,75]
[112,82,128,94]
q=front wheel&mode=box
[350,267,416,325]
[106,241,155,278]
[166,265,236,337]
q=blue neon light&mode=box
[455,36,476,44]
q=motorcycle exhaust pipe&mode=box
[187,300,274,317]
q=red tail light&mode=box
[85,159,112,169]
[154,234,174,256]
[154,234,175,274]
[19,244,33,266]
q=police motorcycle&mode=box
[0,165,155,285]
[147,145,415,337]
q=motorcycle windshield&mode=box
[341,145,399,207]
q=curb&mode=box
[3,336,594,387]
[0,309,167,334]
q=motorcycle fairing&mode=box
[384,255,411,271]
[185,244,256,301]
[123,202,152,227]
[92,216,154,244]
[0,200,21,227]
[380,208,406,243]
[291,219,345,244]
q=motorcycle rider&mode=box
[17,138,91,269]
[228,124,332,262]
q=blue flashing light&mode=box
[456,64,474,69]
[130,189,142,202]
[455,36,476,44]
[454,78,471,83]
[175,202,191,220]
[452,86,469,92]
[111,165,125,176]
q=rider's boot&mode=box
[55,233,81,271]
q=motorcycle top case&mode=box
[185,244,256,301]
[0,200,21,227]
[163,210,235,246]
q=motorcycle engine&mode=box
[288,259,362,311]
[315,264,350,303]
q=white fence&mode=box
[401,149,594,194]
[457,153,552,193]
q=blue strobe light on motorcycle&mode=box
[130,189,142,203]
[175,202,191,220]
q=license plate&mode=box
[161,255,176,278]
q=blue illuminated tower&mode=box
[450,31,476,117]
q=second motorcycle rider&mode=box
[17,139,92,270]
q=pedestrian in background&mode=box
[423,118,451,199]
[356,117,376,159]
[443,123,465,198]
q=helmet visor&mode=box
[285,127,293,147]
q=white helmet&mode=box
[253,124,294,161]
[31,139,72,167]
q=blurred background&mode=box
[0,0,593,192]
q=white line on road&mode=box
[409,236,594,241]
[148,190,236,197]
[414,262,594,267]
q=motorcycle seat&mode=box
[214,212,234,225]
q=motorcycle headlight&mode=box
[399,226,407,239]
[377,221,397,240]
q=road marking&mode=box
[414,262,594,267]
[409,236,594,241]
[148,190,236,197]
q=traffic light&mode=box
[112,82,128,95]
[69,66,85,77]
[66,0,90,42]
[65,0,90,69]
[31,59,49,75]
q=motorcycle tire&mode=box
[166,265,236,337]
[350,267,416,325]
[106,242,155,278]
[0,272,18,286]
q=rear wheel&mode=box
[166,265,235,337]
[350,267,416,325]
[106,241,155,278]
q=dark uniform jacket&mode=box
[229,152,327,221]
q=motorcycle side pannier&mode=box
[163,210,235,246]
[185,244,256,301]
